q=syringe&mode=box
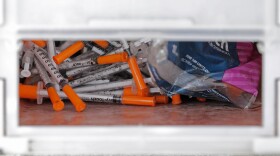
[64,65,108,78]
[90,87,168,104]
[71,40,115,61]
[20,83,156,107]
[83,79,110,85]
[47,40,57,67]
[28,41,86,112]
[59,52,128,70]
[74,78,153,93]
[69,63,129,87]
[34,58,64,111]
[53,40,115,65]
[69,58,147,87]
[123,40,150,96]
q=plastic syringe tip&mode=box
[62,84,86,112]
[172,94,182,105]
[97,52,128,64]
[47,86,64,111]
[53,41,85,65]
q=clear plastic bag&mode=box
[147,40,262,108]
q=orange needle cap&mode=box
[19,83,37,99]
[32,40,47,48]
[97,52,128,64]
[53,41,85,65]
[47,86,65,111]
[128,56,149,97]
[172,94,182,105]
[62,84,86,112]
[122,96,155,107]
[155,95,169,104]
[93,40,109,49]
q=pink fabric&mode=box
[222,43,261,96]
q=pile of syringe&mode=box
[19,39,184,112]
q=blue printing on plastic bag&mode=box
[167,41,240,80]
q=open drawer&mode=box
[0,0,280,154]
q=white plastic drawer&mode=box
[0,0,279,154]
[17,0,264,28]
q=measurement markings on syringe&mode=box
[31,45,65,84]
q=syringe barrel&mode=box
[59,58,96,70]
[108,41,122,48]
[69,63,129,87]
[74,79,133,93]
[39,89,122,104]
[32,43,66,85]
[65,66,93,78]
[78,94,121,103]
[91,90,123,96]
[83,41,106,56]
[34,58,53,85]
